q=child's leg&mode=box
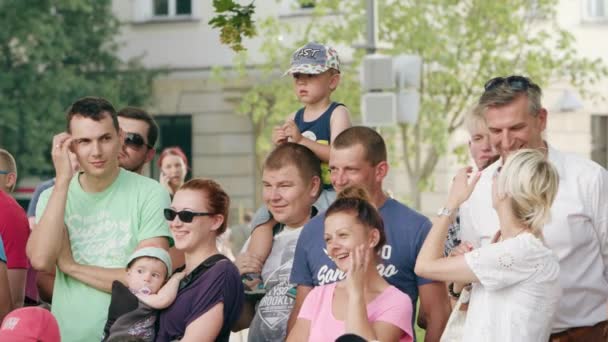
[243,219,276,296]
[247,220,275,263]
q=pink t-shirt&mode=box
[299,282,413,342]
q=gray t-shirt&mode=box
[248,226,302,342]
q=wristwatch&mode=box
[437,207,453,217]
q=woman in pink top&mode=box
[287,187,413,342]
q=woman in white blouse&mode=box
[415,149,561,341]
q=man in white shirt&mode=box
[459,75,608,341]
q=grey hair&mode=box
[477,81,543,118]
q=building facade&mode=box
[112,0,608,220]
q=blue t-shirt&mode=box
[290,198,432,328]
[0,236,6,263]
[27,178,55,217]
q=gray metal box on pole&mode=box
[362,93,397,127]
[361,54,394,91]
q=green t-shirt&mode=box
[36,169,171,342]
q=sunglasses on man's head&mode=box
[484,75,540,92]
[124,132,152,149]
[163,208,214,223]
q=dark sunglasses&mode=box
[484,75,540,92]
[124,132,152,149]
[163,208,214,223]
[0,170,9,175]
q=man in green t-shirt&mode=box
[27,97,172,342]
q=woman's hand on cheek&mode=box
[346,245,370,296]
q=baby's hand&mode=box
[171,271,186,281]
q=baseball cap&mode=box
[127,247,172,278]
[284,42,341,75]
[0,307,61,342]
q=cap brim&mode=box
[283,64,330,77]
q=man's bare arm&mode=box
[59,236,169,293]
[7,269,26,308]
[286,285,313,334]
[419,282,451,342]
[0,263,12,321]
[27,184,70,272]
[27,133,74,271]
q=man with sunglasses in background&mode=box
[117,106,159,175]
[459,76,608,341]
[27,97,172,342]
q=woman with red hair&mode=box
[158,147,188,197]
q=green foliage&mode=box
[0,0,157,177]
[307,0,607,206]
[221,0,606,207]
[209,0,256,52]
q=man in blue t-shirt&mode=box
[288,126,450,340]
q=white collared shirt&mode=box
[460,145,608,332]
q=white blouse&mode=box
[460,145,608,331]
[463,233,560,342]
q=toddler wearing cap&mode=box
[242,42,351,294]
[102,247,184,342]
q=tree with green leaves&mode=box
[0,0,156,177]
[210,0,256,52]
[228,0,606,208]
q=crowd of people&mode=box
[0,42,606,342]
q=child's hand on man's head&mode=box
[272,126,288,145]
[283,120,303,143]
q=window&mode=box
[132,0,198,23]
[152,115,193,180]
[583,0,608,22]
[279,0,318,18]
[591,115,608,168]
[298,0,315,9]
[153,0,192,17]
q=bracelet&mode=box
[448,282,461,299]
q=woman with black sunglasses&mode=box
[156,179,244,342]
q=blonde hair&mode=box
[496,149,559,236]
[464,106,488,135]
